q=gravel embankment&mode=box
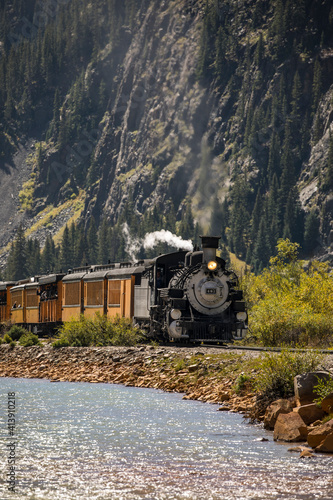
[1,344,332,417]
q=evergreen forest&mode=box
[1,0,333,280]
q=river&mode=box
[0,378,332,499]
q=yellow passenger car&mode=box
[10,283,26,324]
[106,263,144,319]
[62,269,88,322]
[39,274,64,325]
[25,282,40,325]
[10,279,39,326]
[0,281,16,323]
[83,267,109,319]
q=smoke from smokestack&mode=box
[122,223,193,261]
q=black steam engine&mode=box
[143,236,247,343]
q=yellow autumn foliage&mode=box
[242,239,333,347]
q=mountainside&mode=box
[1,0,333,276]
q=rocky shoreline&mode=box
[1,343,333,456]
[0,344,259,412]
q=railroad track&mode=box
[161,342,333,355]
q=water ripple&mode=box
[0,378,332,499]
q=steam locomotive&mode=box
[145,236,247,342]
[0,236,247,343]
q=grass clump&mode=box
[246,349,323,421]
[53,314,143,347]
[234,373,250,394]
[3,333,13,344]
[255,349,322,400]
[19,332,41,347]
[174,359,186,372]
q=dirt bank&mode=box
[0,344,260,415]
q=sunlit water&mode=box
[0,378,332,500]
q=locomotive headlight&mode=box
[236,311,247,321]
[170,308,181,320]
[207,260,218,271]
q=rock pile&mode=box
[265,371,333,454]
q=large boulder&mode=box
[264,399,295,430]
[307,419,333,449]
[274,413,308,442]
[321,392,333,414]
[315,433,333,453]
[294,372,331,406]
[293,403,325,425]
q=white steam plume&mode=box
[122,223,142,261]
[122,223,193,261]
[143,229,193,251]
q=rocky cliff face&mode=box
[1,0,333,268]
[86,0,210,225]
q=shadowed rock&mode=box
[307,419,333,449]
[293,403,325,425]
[273,413,308,442]
[294,372,331,406]
[264,399,295,430]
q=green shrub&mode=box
[54,314,143,347]
[255,349,323,400]
[314,376,333,406]
[19,333,41,347]
[3,333,13,344]
[234,373,250,394]
[243,240,333,347]
[52,338,70,348]
[8,325,29,341]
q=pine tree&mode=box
[98,218,109,264]
[267,174,281,250]
[214,26,226,81]
[5,242,16,281]
[251,216,271,273]
[279,122,295,215]
[196,17,210,80]
[60,224,71,272]
[87,217,98,264]
[219,199,229,244]
[12,224,27,280]
[271,0,285,57]
[250,191,263,246]
[282,186,304,244]
[51,87,61,140]
[290,71,302,133]
[304,210,319,254]
[42,234,55,274]
[267,132,281,182]
[312,59,322,115]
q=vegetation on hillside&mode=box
[1,0,333,276]
[4,202,198,279]
[199,0,333,272]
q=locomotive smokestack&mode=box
[200,236,220,263]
